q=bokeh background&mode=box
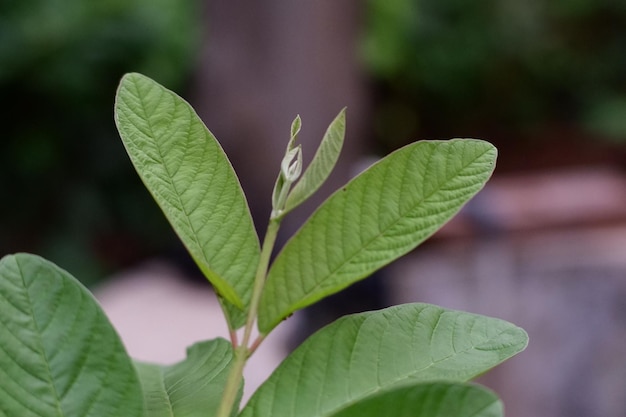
[2,1,626,416]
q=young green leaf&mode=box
[115,73,260,329]
[289,114,302,149]
[0,253,143,417]
[240,303,527,417]
[329,382,502,417]
[135,339,241,417]
[259,139,496,333]
[282,108,346,215]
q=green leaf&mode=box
[241,303,527,417]
[135,339,241,417]
[259,139,496,332]
[115,72,260,329]
[289,115,302,149]
[0,253,143,417]
[330,382,502,417]
[283,108,346,215]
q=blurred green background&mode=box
[1,0,625,285]
[363,0,626,153]
[0,0,200,285]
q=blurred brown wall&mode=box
[193,0,370,237]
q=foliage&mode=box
[0,73,528,417]
[0,0,200,284]
[362,0,626,147]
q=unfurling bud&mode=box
[281,145,303,182]
[272,143,304,219]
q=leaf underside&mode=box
[241,303,527,417]
[135,339,240,417]
[259,139,496,333]
[0,253,143,417]
[115,73,260,329]
[330,382,502,417]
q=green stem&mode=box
[242,219,279,344]
[215,218,281,417]
[216,344,247,417]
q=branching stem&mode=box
[229,329,238,347]
[248,334,265,356]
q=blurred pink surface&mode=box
[95,260,295,401]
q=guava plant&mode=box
[0,73,527,417]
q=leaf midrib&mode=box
[16,258,65,417]
[159,366,176,417]
[131,80,204,264]
[127,78,239,304]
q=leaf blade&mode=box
[135,339,240,417]
[330,382,502,417]
[259,139,496,332]
[115,73,260,328]
[241,303,527,417]
[0,253,143,417]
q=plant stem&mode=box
[216,344,247,417]
[248,334,265,356]
[242,219,279,345]
[229,329,239,348]
[215,218,281,417]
